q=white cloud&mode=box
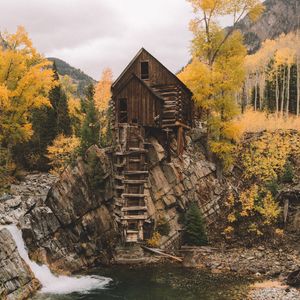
[0,0,194,79]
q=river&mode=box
[33,264,251,300]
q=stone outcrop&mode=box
[237,0,300,53]
[0,228,40,300]
[20,133,223,271]
[20,146,118,274]
[146,134,223,247]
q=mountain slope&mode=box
[47,57,96,97]
[238,0,300,53]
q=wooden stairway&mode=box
[114,124,149,243]
[152,84,182,128]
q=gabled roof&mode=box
[114,73,164,102]
[112,48,192,96]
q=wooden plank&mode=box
[122,193,147,198]
[121,215,148,220]
[175,120,191,130]
[124,171,149,175]
[123,180,147,184]
[121,206,148,211]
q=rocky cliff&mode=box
[20,146,118,274]
[0,228,40,300]
[238,0,300,52]
[18,133,223,273]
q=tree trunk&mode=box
[281,66,286,117]
[286,65,291,117]
[254,73,258,111]
[275,68,279,115]
[297,56,300,116]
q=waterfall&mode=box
[4,224,112,294]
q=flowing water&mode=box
[5,224,251,300]
[5,225,111,294]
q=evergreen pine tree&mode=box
[184,203,208,246]
[57,90,72,136]
[80,84,100,153]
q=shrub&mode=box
[156,217,171,236]
[265,179,279,197]
[147,232,161,248]
[281,161,294,183]
[184,203,208,246]
[46,135,80,175]
[86,151,106,191]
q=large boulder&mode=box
[0,228,40,300]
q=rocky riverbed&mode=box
[182,245,300,278]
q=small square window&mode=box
[141,61,149,80]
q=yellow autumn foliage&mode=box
[47,134,80,176]
[223,185,281,238]
[239,131,300,182]
[179,0,263,169]
[0,26,56,147]
[146,232,161,248]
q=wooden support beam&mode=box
[177,126,184,157]
[175,121,191,130]
[121,206,148,211]
[122,193,147,198]
[121,215,148,220]
[124,171,149,175]
[123,179,148,184]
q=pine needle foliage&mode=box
[184,203,208,246]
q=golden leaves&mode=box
[0,26,55,146]
[240,131,298,182]
[94,68,113,112]
[47,134,80,176]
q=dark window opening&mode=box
[119,98,128,123]
[141,61,149,80]
[128,222,138,230]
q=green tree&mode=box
[184,203,208,246]
[80,84,100,153]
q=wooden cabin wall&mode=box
[113,51,179,91]
[114,78,162,127]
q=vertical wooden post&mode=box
[177,126,184,157]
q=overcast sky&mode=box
[0,0,199,80]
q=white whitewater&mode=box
[4,224,112,294]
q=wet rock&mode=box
[0,228,40,299]
[22,146,119,273]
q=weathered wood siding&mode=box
[114,76,162,127]
[112,48,194,129]
[113,50,179,91]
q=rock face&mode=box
[146,135,223,248]
[20,146,118,273]
[0,228,40,300]
[19,135,223,272]
[0,173,57,225]
[237,0,300,53]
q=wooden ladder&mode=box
[114,124,149,243]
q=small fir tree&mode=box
[80,84,100,153]
[184,203,208,246]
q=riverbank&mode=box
[181,245,300,299]
[249,280,300,300]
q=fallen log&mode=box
[141,245,183,262]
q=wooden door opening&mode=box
[119,98,128,123]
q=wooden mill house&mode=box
[111,48,194,243]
